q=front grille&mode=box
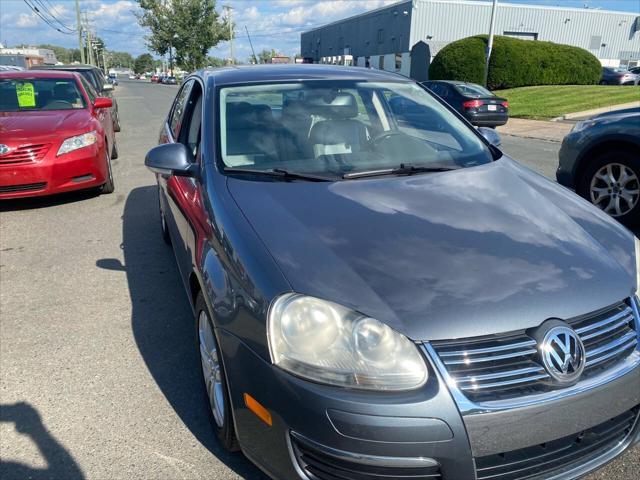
[431,300,638,402]
[0,182,47,193]
[290,435,442,480]
[0,143,51,165]
[475,406,639,480]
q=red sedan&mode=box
[0,70,117,199]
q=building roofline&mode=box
[302,0,638,36]
[302,0,411,35]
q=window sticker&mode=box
[16,82,36,108]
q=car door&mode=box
[159,80,204,286]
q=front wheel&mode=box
[577,150,640,226]
[101,150,115,194]
[195,292,240,451]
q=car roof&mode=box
[194,64,410,86]
[33,64,99,71]
[0,70,80,80]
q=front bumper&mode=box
[0,144,107,199]
[218,328,640,480]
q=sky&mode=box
[1,0,639,62]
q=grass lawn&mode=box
[494,85,640,120]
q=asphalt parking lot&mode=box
[1,80,638,480]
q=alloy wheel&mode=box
[590,163,639,217]
[198,310,225,428]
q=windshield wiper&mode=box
[343,164,457,179]
[224,167,332,182]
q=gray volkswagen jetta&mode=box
[145,65,639,480]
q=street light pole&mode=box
[223,5,234,65]
[483,0,498,88]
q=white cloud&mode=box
[16,13,38,28]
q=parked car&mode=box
[107,73,118,86]
[0,70,116,198]
[145,65,640,480]
[629,66,640,75]
[421,80,509,127]
[150,74,159,83]
[600,67,640,85]
[557,107,640,225]
[128,74,136,80]
[34,64,121,132]
[165,76,177,85]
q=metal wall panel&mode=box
[301,0,640,65]
[410,0,640,62]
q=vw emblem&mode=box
[540,325,585,384]
[0,145,9,156]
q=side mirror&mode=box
[477,127,502,147]
[145,143,199,178]
[102,83,114,92]
[94,97,113,109]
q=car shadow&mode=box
[95,185,266,479]
[0,189,101,212]
[0,402,85,480]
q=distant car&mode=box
[128,74,135,79]
[34,64,121,132]
[600,67,639,85]
[165,76,177,85]
[107,75,118,87]
[150,74,159,83]
[421,80,509,127]
[630,66,640,75]
[0,70,117,198]
[557,107,640,225]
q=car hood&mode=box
[0,110,91,142]
[227,157,635,341]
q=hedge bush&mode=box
[429,35,601,89]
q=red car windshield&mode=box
[0,78,86,112]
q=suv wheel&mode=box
[577,150,640,226]
[195,292,240,451]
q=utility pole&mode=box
[483,0,498,87]
[75,0,85,63]
[223,5,234,65]
[83,12,94,65]
[245,25,257,64]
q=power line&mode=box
[32,0,76,31]
[23,0,76,34]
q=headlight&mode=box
[267,294,428,390]
[571,120,596,133]
[57,131,98,156]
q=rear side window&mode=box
[79,76,96,103]
[169,81,193,139]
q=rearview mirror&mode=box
[94,97,113,109]
[102,83,114,92]
[145,143,199,178]
[477,127,502,147]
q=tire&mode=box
[195,292,240,452]
[158,188,171,245]
[576,149,640,226]
[599,80,607,85]
[101,149,115,194]
[113,108,121,132]
[111,138,119,159]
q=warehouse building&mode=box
[301,0,640,79]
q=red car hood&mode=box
[0,110,92,143]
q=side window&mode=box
[169,81,193,139]
[178,83,203,161]
[79,76,96,103]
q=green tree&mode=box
[108,51,134,68]
[257,48,278,64]
[134,53,155,74]
[137,0,231,72]
[206,56,226,67]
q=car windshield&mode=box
[219,81,493,178]
[454,83,493,98]
[0,78,86,111]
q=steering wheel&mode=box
[43,100,74,110]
